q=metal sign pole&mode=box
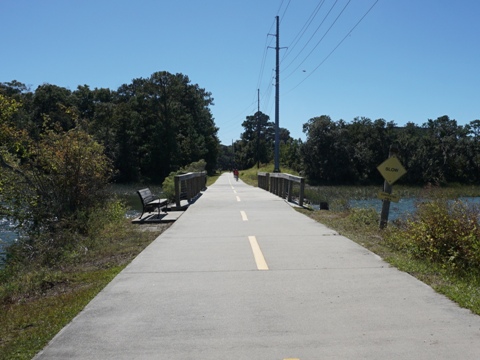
[379,146,398,229]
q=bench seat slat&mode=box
[137,188,167,219]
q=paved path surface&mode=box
[34,173,480,359]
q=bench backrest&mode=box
[137,188,156,205]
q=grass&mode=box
[3,170,480,358]
[0,219,170,360]
[241,164,480,315]
[0,170,215,358]
[299,206,480,315]
[238,164,299,187]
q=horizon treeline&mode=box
[301,115,480,185]
[220,113,480,186]
[0,71,220,183]
[3,73,480,186]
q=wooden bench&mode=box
[136,188,168,219]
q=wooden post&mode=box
[287,179,293,203]
[299,177,305,207]
[174,175,181,208]
[379,146,398,229]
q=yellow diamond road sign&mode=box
[377,156,407,185]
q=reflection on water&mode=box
[349,198,418,221]
[316,197,480,221]
[0,217,17,264]
[1,184,155,263]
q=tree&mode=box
[114,71,219,182]
[280,138,303,172]
[32,84,75,133]
[302,115,354,184]
[0,102,112,261]
[238,111,274,168]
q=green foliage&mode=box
[1,74,220,185]
[301,115,480,186]
[161,159,207,202]
[234,111,293,170]
[0,101,114,265]
[303,194,480,316]
[237,163,299,187]
[0,215,168,360]
[348,207,379,227]
[385,199,480,272]
[113,72,219,182]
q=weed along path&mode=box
[34,173,480,359]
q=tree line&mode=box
[222,112,480,186]
[0,71,220,183]
[2,71,479,188]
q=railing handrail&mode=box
[257,172,305,207]
[175,171,206,180]
[174,171,207,207]
[268,172,303,183]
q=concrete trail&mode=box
[34,173,480,359]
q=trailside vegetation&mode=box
[301,115,480,185]
[301,193,480,315]
[230,112,480,187]
[0,72,220,184]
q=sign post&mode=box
[377,146,407,229]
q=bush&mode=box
[348,207,379,226]
[162,159,206,202]
[386,199,480,271]
[1,116,113,265]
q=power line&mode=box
[284,0,351,81]
[278,0,291,22]
[281,0,328,68]
[256,17,277,92]
[285,0,380,94]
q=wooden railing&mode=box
[257,172,305,207]
[174,171,207,208]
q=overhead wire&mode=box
[281,0,331,71]
[281,0,326,64]
[278,0,291,23]
[285,0,380,94]
[256,17,277,96]
[246,0,379,132]
[283,0,351,81]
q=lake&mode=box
[0,217,18,264]
[2,193,480,264]
[0,185,156,263]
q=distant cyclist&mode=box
[233,169,239,181]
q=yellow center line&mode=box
[248,236,269,270]
[240,211,248,221]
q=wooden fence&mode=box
[257,172,305,207]
[174,171,207,208]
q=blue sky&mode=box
[2,0,480,145]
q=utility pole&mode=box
[256,89,260,169]
[268,16,285,172]
[273,15,280,173]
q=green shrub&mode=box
[348,207,379,226]
[386,199,480,271]
[1,122,113,266]
[161,159,206,202]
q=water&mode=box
[0,184,150,264]
[2,191,479,263]
[348,196,480,221]
[0,217,18,265]
[349,197,418,221]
